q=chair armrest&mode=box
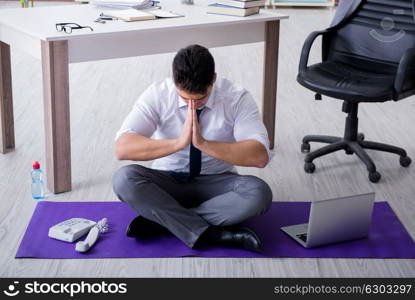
[394,48,415,95]
[299,30,330,73]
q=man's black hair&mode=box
[173,44,215,95]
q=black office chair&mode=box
[297,0,415,183]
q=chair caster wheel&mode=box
[304,162,315,173]
[369,171,381,183]
[357,133,365,142]
[400,156,411,167]
[301,143,310,153]
[345,149,354,155]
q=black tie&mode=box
[189,109,203,178]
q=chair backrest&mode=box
[328,0,415,73]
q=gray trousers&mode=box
[112,164,273,248]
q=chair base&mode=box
[301,133,411,183]
[301,101,412,183]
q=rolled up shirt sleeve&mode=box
[115,84,159,141]
[233,91,275,163]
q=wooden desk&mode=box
[0,2,288,193]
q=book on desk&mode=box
[214,0,265,8]
[104,8,184,21]
[207,3,261,17]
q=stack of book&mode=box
[207,0,265,17]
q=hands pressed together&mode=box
[176,100,206,151]
[116,91,268,167]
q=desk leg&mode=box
[0,41,15,154]
[262,20,280,150]
[41,40,71,193]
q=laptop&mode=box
[280,193,375,248]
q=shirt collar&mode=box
[177,83,216,110]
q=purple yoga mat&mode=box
[16,201,415,259]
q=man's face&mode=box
[177,85,213,109]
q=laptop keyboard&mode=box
[296,233,308,242]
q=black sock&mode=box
[194,226,223,247]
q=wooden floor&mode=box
[1,2,414,278]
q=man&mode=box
[113,45,273,252]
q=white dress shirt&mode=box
[115,77,273,174]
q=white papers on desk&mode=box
[104,8,156,21]
[103,9,185,21]
[148,10,185,18]
[91,0,154,10]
